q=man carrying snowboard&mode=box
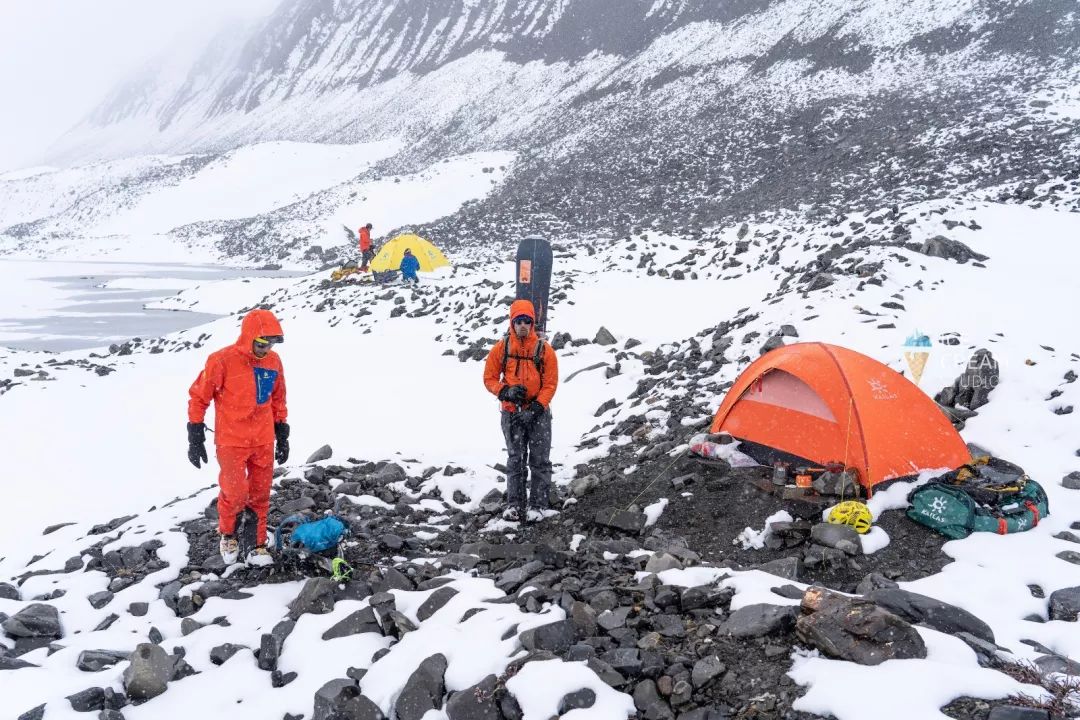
[483,299,559,522]
[187,308,290,566]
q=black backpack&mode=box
[502,333,546,378]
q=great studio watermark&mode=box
[898,332,1000,388]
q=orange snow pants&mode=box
[216,444,274,544]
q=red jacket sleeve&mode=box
[483,340,506,396]
[188,354,224,423]
[272,363,287,423]
[536,343,559,408]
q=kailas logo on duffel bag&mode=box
[918,496,951,525]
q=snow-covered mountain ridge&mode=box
[73,0,1080,142]
[3,0,1072,265]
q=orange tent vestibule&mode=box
[709,342,969,492]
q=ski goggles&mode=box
[253,335,284,347]
[512,316,533,326]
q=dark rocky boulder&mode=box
[796,588,926,665]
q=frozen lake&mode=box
[0,259,303,352]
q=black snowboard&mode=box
[515,236,553,333]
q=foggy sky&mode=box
[0,0,282,173]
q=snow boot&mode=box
[246,546,274,568]
[526,508,554,523]
[219,535,239,565]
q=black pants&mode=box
[361,249,375,269]
[501,409,553,510]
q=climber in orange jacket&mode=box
[187,308,288,567]
[483,299,558,522]
[358,223,374,270]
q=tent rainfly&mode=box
[709,342,970,493]
[370,233,450,273]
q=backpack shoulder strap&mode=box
[502,334,546,377]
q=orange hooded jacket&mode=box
[358,226,372,252]
[188,309,287,448]
[483,299,558,413]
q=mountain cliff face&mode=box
[34,0,1080,256]
[88,0,1080,124]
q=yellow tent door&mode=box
[369,234,450,272]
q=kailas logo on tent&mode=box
[867,377,897,400]
[930,497,948,514]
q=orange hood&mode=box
[235,309,284,353]
[508,299,536,335]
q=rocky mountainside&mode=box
[25,0,1076,264]
[4,170,1080,718]
[2,449,1057,720]
[82,0,1080,134]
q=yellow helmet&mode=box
[828,501,873,534]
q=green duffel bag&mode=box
[907,478,1049,540]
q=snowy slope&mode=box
[2,178,1080,718]
[0,155,199,231]
[92,140,402,236]
[0,144,513,266]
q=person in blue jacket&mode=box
[400,247,421,284]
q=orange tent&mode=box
[709,342,969,493]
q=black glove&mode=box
[498,384,527,404]
[518,400,545,426]
[187,422,208,469]
[275,422,290,464]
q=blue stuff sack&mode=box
[276,515,347,553]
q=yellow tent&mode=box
[370,233,450,273]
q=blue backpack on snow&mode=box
[274,514,348,553]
